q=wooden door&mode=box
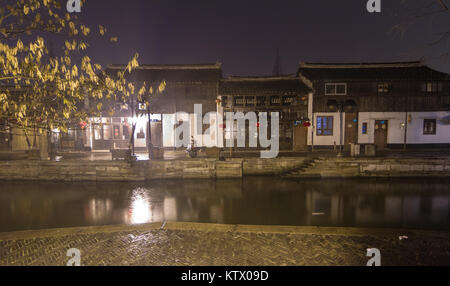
[293,124,308,151]
[344,112,358,151]
[374,120,388,150]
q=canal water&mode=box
[0,178,449,232]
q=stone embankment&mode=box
[283,157,450,178]
[0,156,449,181]
[0,158,307,181]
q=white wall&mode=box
[308,112,345,146]
[407,111,450,144]
[358,111,450,145]
[358,112,404,144]
[162,112,222,148]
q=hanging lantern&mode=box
[80,121,87,130]
[303,121,311,127]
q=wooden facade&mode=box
[219,76,312,150]
[84,64,223,151]
[297,61,450,150]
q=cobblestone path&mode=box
[1,223,449,266]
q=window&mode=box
[422,82,443,93]
[234,96,244,106]
[94,125,102,140]
[282,96,294,106]
[103,124,112,140]
[377,83,390,93]
[325,83,347,95]
[362,122,368,134]
[270,96,281,105]
[64,129,76,140]
[316,116,333,136]
[246,96,255,105]
[423,119,436,135]
[256,96,265,106]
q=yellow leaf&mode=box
[99,25,106,36]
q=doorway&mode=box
[344,112,358,152]
[293,124,308,151]
[374,120,388,150]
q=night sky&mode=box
[76,0,449,76]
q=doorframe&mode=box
[374,120,388,150]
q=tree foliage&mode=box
[0,0,164,137]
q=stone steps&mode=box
[282,157,323,178]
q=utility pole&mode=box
[403,92,408,151]
[273,48,282,76]
[130,94,135,156]
[147,103,152,159]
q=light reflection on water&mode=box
[0,177,449,232]
[128,188,153,224]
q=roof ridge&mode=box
[107,63,222,70]
[224,75,296,81]
[299,61,424,69]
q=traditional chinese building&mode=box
[297,61,450,151]
[218,76,312,150]
[83,63,223,151]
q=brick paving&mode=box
[0,223,450,266]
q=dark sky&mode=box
[76,0,450,76]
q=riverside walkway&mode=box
[1,222,449,266]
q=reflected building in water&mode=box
[0,179,449,232]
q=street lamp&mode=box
[326,99,357,157]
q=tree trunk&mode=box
[23,127,32,149]
[129,123,136,155]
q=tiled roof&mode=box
[219,76,312,96]
[106,63,222,83]
[297,61,450,80]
